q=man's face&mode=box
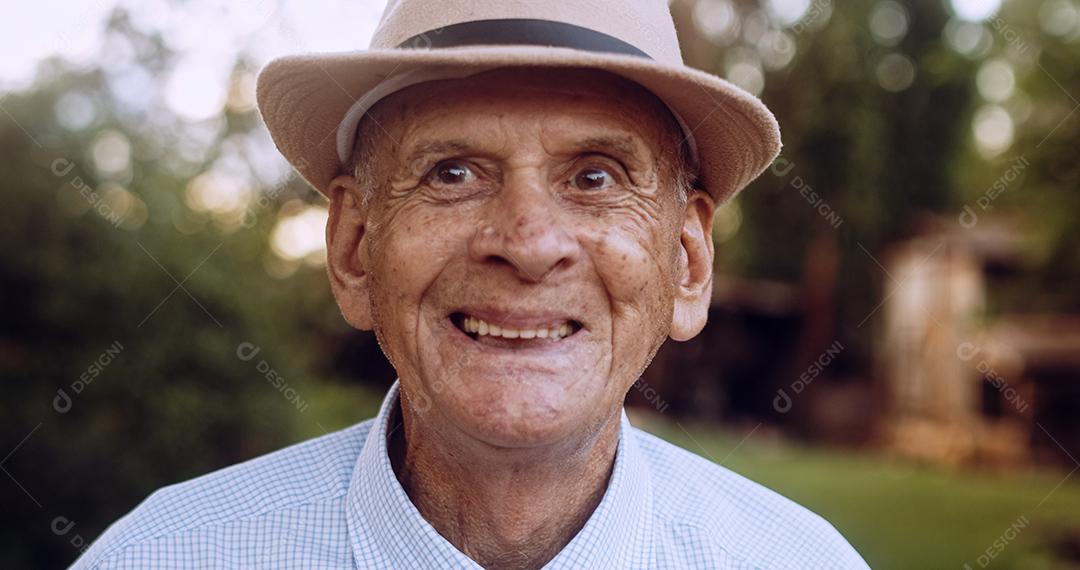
[328,68,714,448]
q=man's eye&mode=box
[573,167,615,191]
[430,161,476,185]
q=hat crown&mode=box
[371,0,683,64]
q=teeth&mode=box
[460,316,574,340]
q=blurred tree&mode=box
[0,10,376,567]
[688,0,1078,350]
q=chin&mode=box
[437,376,604,449]
[410,311,617,448]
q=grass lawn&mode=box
[644,416,1080,570]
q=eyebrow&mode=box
[401,140,474,166]
[576,135,644,160]
[574,135,656,172]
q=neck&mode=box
[388,403,621,570]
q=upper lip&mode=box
[451,307,585,330]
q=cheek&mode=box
[586,221,677,339]
[581,221,676,398]
[367,207,466,349]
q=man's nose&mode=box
[468,170,579,283]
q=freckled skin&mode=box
[324,68,716,569]
[367,75,679,446]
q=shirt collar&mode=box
[346,381,654,568]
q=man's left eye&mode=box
[572,167,615,191]
[429,161,476,185]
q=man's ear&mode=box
[670,188,716,341]
[326,174,374,330]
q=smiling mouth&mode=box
[450,312,582,343]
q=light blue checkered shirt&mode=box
[73,382,868,569]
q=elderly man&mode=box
[76,1,868,569]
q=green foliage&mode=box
[0,29,380,567]
[713,0,1080,325]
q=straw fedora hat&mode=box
[256,0,781,203]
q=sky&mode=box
[0,0,385,93]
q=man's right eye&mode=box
[429,161,476,185]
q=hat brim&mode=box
[256,45,781,204]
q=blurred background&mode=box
[1,0,1078,567]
